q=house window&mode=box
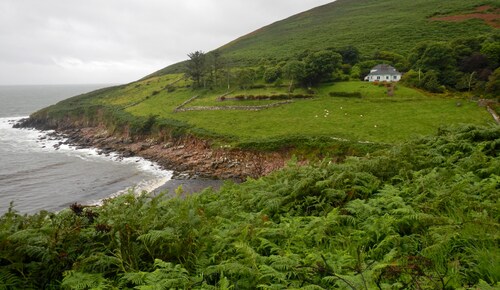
[393,76,397,79]
[377,76,380,80]
[386,76,389,80]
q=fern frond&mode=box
[217,275,234,290]
[61,271,111,290]
[136,259,190,289]
[257,283,288,290]
[257,238,281,255]
[78,253,123,273]
[258,264,287,283]
[121,271,148,286]
[137,228,178,246]
[0,270,24,289]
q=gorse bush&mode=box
[1,125,499,289]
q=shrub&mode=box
[165,85,176,92]
[329,91,362,98]
[263,66,282,83]
[249,84,266,89]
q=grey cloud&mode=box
[0,0,333,85]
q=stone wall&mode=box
[174,100,293,112]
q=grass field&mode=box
[93,76,493,145]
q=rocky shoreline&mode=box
[15,119,291,181]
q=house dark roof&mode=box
[366,64,401,76]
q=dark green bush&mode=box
[329,91,362,98]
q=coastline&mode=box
[15,118,291,182]
[7,117,227,208]
[2,117,175,214]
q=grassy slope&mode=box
[153,0,498,76]
[87,76,493,145]
[220,0,497,60]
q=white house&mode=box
[364,64,402,82]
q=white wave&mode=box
[1,117,169,176]
[0,117,47,152]
[2,116,173,206]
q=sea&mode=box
[0,84,172,215]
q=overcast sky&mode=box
[0,0,334,85]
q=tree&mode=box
[338,45,360,65]
[283,60,305,92]
[354,60,379,81]
[481,41,500,68]
[349,65,362,80]
[302,50,342,86]
[208,50,224,88]
[421,70,443,93]
[485,67,500,97]
[460,53,489,74]
[409,42,457,87]
[455,72,477,92]
[263,66,282,84]
[236,69,255,90]
[186,51,206,88]
[400,69,420,88]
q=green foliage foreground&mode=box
[1,125,499,289]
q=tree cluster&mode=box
[186,35,499,98]
[263,49,346,91]
[400,36,500,96]
[186,48,349,93]
[185,50,227,89]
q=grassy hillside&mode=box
[221,0,498,60]
[153,0,499,75]
[33,74,493,153]
[125,80,491,144]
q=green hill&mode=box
[222,0,496,59]
[154,0,499,75]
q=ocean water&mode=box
[0,84,172,214]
